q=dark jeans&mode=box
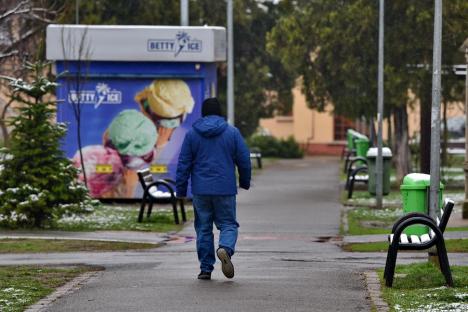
[192,195,239,272]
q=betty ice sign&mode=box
[46,25,226,62]
[47,25,226,199]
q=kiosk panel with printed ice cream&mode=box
[47,25,226,199]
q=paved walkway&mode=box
[1,157,467,311]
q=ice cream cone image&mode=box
[103,109,158,196]
[135,79,194,148]
[72,145,124,198]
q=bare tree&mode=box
[59,25,92,186]
[0,0,62,146]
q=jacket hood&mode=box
[193,115,228,138]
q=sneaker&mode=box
[197,271,211,280]
[216,247,234,279]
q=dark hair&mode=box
[201,97,222,117]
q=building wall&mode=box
[259,116,294,139]
[259,84,465,156]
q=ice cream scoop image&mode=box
[104,109,158,170]
[136,79,194,118]
[135,79,194,148]
[72,145,124,198]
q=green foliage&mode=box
[267,0,467,118]
[379,263,468,311]
[0,238,157,253]
[247,135,303,159]
[0,266,94,312]
[0,62,96,228]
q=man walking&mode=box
[176,98,251,280]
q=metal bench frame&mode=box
[250,147,262,169]
[345,157,368,199]
[384,199,454,287]
[137,169,186,224]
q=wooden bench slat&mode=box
[148,186,172,198]
[420,234,431,243]
[400,234,409,244]
[410,235,421,244]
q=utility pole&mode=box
[75,0,79,24]
[429,0,442,220]
[460,38,468,219]
[227,0,234,125]
[376,0,385,209]
[180,0,189,26]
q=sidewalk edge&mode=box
[364,270,389,312]
[25,269,102,312]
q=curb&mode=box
[25,269,102,312]
[364,271,389,312]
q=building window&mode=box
[334,115,356,141]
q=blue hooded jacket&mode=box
[176,115,251,196]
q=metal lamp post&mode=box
[227,0,234,125]
[376,0,385,209]
[429,0,442,220]
[181,0,189,26]
[460,38,468,219]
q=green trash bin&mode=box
[346,129,360,150]
[354,135,370,158]
[366,147,392,195]
[400,173,444,235]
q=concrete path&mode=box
[2,157,466,311]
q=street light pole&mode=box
[227,0,234,125]
[429,0,443,219]
[376,0,385,210]
[461,39,468,219]
[75,0,79,24]
[180,0,189,26]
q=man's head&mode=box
[201,97,222,117]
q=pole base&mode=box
[463,200,468,219]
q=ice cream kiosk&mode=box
[46,25,226,199]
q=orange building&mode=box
[260,85,464,156]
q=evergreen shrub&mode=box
[247,135,303,158]
[0,62,96,228]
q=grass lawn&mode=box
[345,206,468,236]
[343,190,402,207]
[0,238,158,253]
[346,206,402,235]
[378,262,468,311]
[0,265,100,312]
[52,204,193,232]
[343,239,468,253]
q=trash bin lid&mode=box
[355,137,369,143]
[400,173,444,190]
[366,147,392,158]
[347,129,359,137]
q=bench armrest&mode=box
[144,180,176,199]
[347,157,367,172]
[160,178,176,185]
[391,212,435,233]
[391,216,443,248]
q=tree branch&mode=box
[0,0,30,22]
[0,50,19,60]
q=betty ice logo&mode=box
[68,83,122,108]
[147,31,202,56]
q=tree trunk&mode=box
[420,87,432,174]
[393,106,411,183]
[387,116,393,149]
